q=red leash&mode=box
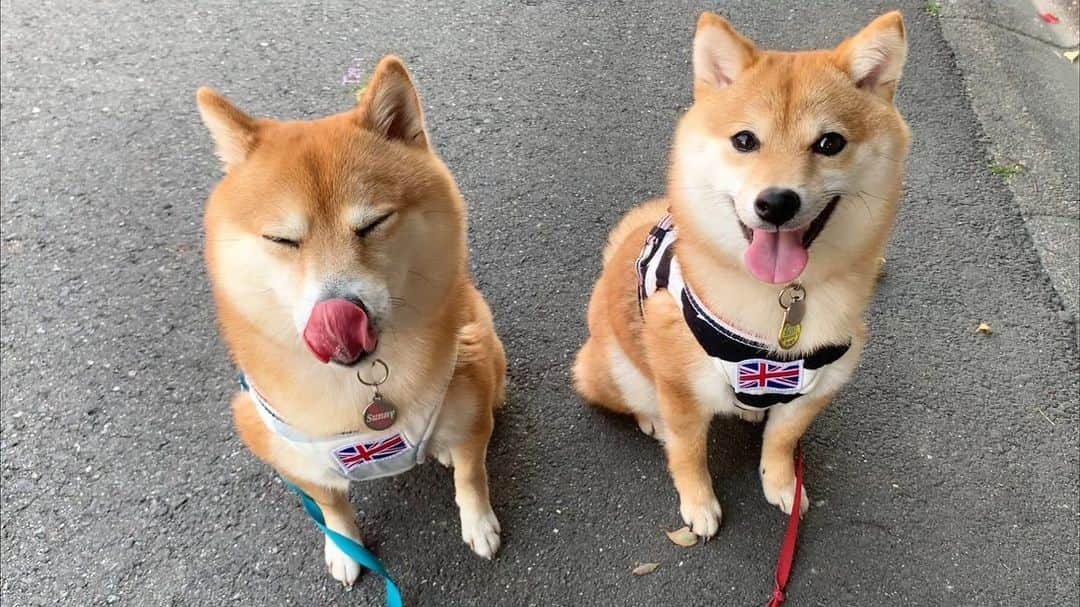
[766,443,804,607]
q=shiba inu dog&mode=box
[574,12,909,538]
[198,56,506,587]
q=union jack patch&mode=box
[736,358,804,394]
[332,433,411,473]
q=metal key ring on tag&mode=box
[778,283,805,309]
[356,359,390,387]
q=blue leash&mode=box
[280,478,403,607]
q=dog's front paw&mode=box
[460,505,501,559]
[324,535,363,588]
[762,474,810,517]
[679,496,722,539]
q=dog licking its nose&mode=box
[302,298,379,365]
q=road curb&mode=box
[937,0,1079,324]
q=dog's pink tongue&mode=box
[744,229,808,284]
[302,299,378,365]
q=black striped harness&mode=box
[636,215,850,410]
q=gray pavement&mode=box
[1,2,1077,606]
[941,0,1080,319]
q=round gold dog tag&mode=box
[363,394,398,431]
[357,359,396,430]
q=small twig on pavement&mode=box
[1036,407,1055,426]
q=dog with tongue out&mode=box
[198,55,507,590]
[302,298,379,366]
[574,12,910,540]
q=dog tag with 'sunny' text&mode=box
[363,394,398,431]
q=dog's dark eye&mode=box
[813,132,846,156]
[354,212,395,239]
[262,235,300,248]
[731,130,759,153]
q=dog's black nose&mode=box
[754,188,801,226]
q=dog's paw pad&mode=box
[680,497,722,540]
[460,506,501,559]
[324,535,363,588]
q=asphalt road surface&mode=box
[2,1,1077,606]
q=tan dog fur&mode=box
[574,13,910,538]
[198,56,506,586]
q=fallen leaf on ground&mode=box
[632,562,660,576]
[1040,12,1059,24]
[976,322,992,335]
[665,526,698,547]
[1063,50,1079,63]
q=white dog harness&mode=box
[239,375,445,482]
[637,214,850,410]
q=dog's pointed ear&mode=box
[196,87,258,167]
[835,11,907,101]
[356,56,428,148]
[693,12,758,93]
